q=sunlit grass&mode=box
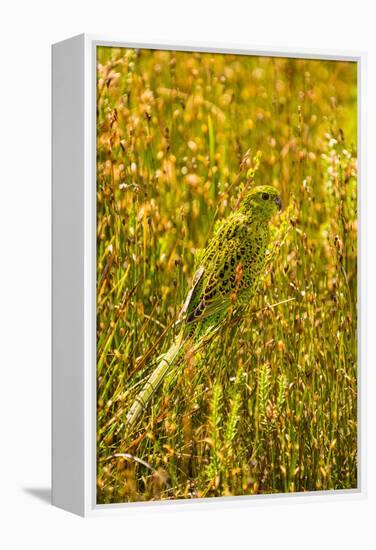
[96,47,357,503]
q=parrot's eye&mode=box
[262,192,270,200]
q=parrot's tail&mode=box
[125,331,188,432]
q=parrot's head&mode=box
[240,185,282,221]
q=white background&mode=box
[1,0,375,548]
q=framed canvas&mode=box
[52,34,366,516]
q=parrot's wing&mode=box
[178,265,205,322]
[179,262,229,326]
[185,293,231,325]
[184,214,248,326]
[186,226,248,325]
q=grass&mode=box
[96,47,358,503]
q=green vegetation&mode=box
[96,47,357,503]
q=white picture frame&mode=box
[52,34,366,517]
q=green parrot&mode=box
[126,185,282,431]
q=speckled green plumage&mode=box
[180,185,282,338]
[126,185,282,430]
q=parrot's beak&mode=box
[275,196,283,212]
